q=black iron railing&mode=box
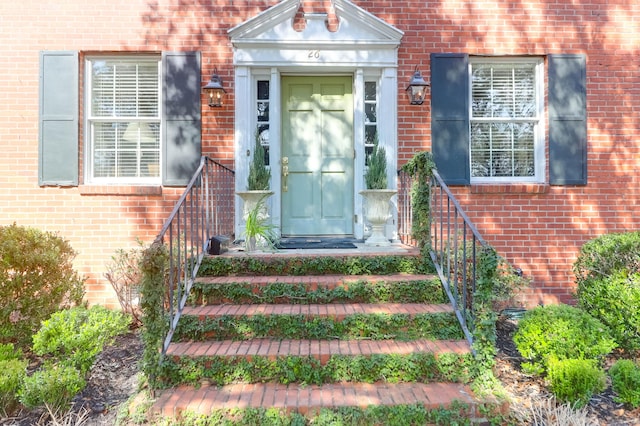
[398,169,489,347]
[153,157,235,355]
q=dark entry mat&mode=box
[277,238,358,249]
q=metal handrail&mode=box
[398,168,489,347]
[429,170,488,347]
[153,156,235,355]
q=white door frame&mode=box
[230,0,403,240]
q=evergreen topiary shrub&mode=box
[0,223,85,347]
[247,130,271,190]
[513,304,616,375]
[574,231,640,351]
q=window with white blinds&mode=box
[470,59,543,182]
[87,57,161,182]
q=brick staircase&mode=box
[149,248,493,423]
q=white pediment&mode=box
[229,0,403,49]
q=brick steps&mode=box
[182,302,453,318]
[166,338,471,359]
[149,253,487,422]
[151,382,477,418]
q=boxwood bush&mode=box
[547,358,606,408]
[513,304,616,375]
[32,305,131,373]
[609,359,640,408]
[574,231,640,351]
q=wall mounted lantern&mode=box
[406,68,429,105]
[202,70,226,107]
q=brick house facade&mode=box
[0,0,638,307]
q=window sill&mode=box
[79,185,163,196]
[470,183,549,194]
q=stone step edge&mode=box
[182,303,454,319]
[167,338,471,359]
[195,273,438,285]
[150,382,478,418]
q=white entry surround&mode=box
[230,0,403,240]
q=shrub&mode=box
[0,343,22,362]
[513,304,616,375]
[32,305,130,373]
[105,242,144,326]
[573,231,640,283]
[547,358,606,408]
[574,231,640,352]
[577,272,640,352]
[0,358,27,416]
[0,223,85,347]
[609,359,640,408]
[19,362,85,412]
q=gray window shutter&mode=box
[549,54,587,185]
[39,51,78,186]
[430,53,470,185]
[162,51,202,186]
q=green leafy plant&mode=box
[174,312,462,342]
[547,357,606,408]
[0,357,27,416]
[160,352,471,388]
[0,223,85,347]
[19,362,85,412]
[139,242,170,390]
[32,305,131,373]
[364,135,387,189]
[189,278,446,306]
[513,304,616,375]
[198,254,432,277]
[400,151,435,250]
[247,129,271,190]
[574,231,640,351]
[609,359,640,408]
[242,197,278,251]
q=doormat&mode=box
[277,238,358,250]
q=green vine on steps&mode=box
[400,151,435,254]
[140,242,169,392]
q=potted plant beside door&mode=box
[359,137,396,246]
[236,130,275,251]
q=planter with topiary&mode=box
[237,130,274,225]
[359,137,396,246]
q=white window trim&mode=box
[84,55,162,185]
[468,57,545,184]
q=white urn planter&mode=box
[236,190,274,221]
[359,189,397,247]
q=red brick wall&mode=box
[0,0,638,307]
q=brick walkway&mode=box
[151,382,477,418]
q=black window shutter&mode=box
[162,51,202,186]
[549,54,587,185]
[39,51,79,186]
[430,53,470,185]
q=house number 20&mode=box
[308,50,320,59]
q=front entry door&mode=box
[281,76,354,236]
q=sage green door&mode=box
[281,76,354,236]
